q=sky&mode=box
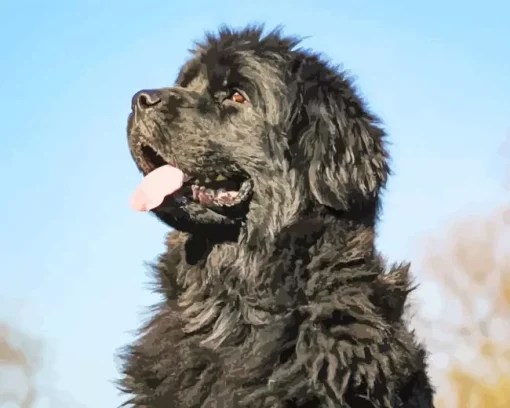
[0,0,509,406]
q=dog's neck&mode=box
[165,206,381,352]
[181,202,378,295]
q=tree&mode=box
[0,323,39,408]
[418,207,510,407]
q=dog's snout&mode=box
[132,89,162,112]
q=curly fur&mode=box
[119,25,435,408]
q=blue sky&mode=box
[0,0,509,406]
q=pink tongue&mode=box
[130,165,185,212]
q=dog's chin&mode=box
[151,189,252,239]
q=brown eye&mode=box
[229,91,247,104]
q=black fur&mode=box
[119,25,435,407]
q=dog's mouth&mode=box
[130,142,253,213]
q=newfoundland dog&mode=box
[120,26,435,408]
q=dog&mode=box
[119,25,435,408]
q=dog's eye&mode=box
[228,91,247,104]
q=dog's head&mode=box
[127,26,389,239]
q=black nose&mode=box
[132,89,162,111]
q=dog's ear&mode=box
[286,55,389,213]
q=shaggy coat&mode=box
[119,26,435,408]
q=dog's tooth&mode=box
[191,184,199,200]
[215,174,226,181]
[204,176,212,183]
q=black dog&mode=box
[120,26,435,408]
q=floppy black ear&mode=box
[286,55,389,213]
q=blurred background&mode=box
[0,1,508,407]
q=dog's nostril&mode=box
[133,90,162,111]
[138,93,161,108]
